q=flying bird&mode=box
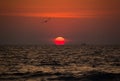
[40,17,51,23]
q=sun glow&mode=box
[54,37,65,45]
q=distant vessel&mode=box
[81,43,87,46]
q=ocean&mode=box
[0,45,120,81]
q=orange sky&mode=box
[0,0,120,18]
[0,0,120,44]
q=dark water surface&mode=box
[0,45,120,81]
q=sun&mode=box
[54,37,65,45]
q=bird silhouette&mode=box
[40,17,51,23]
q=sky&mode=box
[0,0,120,45]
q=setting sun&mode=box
[54,37,65,45]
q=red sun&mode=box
[54,37,65,45]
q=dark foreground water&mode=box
[0,45,120,81]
